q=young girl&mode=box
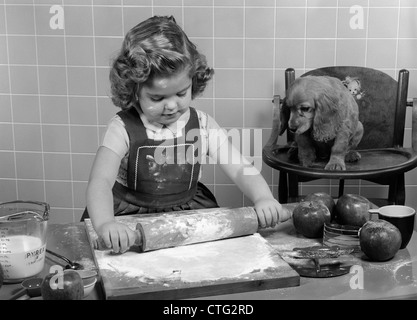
[84,16,290,253]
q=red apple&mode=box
[41,269,83,300]
[335,194,371,227]
[292,200,331,238]
[359,219,402,262]
[303,192,335,219]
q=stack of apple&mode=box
[292,193,402,261]
[292,192,334,239]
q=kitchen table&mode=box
[1,217,417,300]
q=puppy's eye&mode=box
[300,106,312,113]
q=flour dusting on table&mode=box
[94,233,278,283]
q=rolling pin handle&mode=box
[134,229,142,246]
[134,223,145,252]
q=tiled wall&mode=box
[1,0,417,223]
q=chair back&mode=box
[285,66,409,149]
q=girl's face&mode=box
[137,68,192,126]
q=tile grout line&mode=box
[182,0,184,27]
[62,0,75,220]
[32,0,47,203]
[364,0,370,67]
[3,3,411,9]
[1,63,415,69]
[334,0,339,65]
[330,0,340,195]
[3,34,417,40]
[242,0,246,206]
[303,0,307,73]
[301,0,308,195]
[359,0,372,195]
[271,0,277,191]
[88,0,102,222]
[394,1,401,79]
[2,2,19,199]
[211,0,216,197]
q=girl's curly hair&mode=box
[109,15,214,110]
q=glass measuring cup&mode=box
[0,201,49,283]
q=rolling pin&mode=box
[134,207,259,252]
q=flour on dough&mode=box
[94,233,277,283]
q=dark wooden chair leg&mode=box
[338,179,345,198]
[391,174,405,205]
[278,171,288,203]
[288,173,299,202]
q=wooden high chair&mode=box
[263,66,417,207]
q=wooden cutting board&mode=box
[84,215,300,300]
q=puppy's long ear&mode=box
[312,78,342,141]
[279,97,290,135]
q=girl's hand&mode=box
[97,221,138,254]
[254,198,292,228]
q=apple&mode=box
[359,219,402,262]
[335,194,371,227]
[303,192,335,219]
[292,200,331,238]
[41,269,84,300]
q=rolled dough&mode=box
[94,233,278,283]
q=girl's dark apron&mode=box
[81,107,218,220]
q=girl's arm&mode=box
[216,141,291,228]
[86,146,137,252]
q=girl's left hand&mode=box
[254,198,291,228]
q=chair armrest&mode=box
[413,98,417,152]
[264,95,282,147]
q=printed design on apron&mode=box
[133,141,197,195]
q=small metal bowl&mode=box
[73,270,97,298]
[323,223,361,252]
[83,277,97,298]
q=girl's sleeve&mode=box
[101,116,129,159]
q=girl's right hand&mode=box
[97,221,138,253]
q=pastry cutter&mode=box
[280,245,355,278]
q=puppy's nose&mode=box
[288,122,297,131]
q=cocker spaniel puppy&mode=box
[279,75,364,170]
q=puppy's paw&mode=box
[345,150,361,162]
[287,146,299,161]
[325,158,346,170]
[300,156,315,167]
